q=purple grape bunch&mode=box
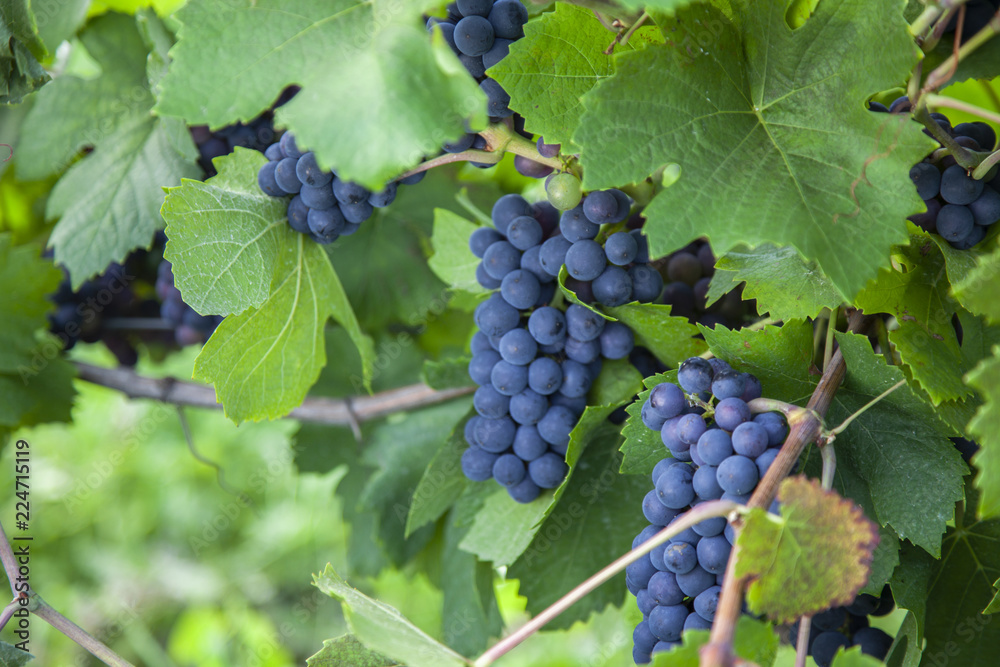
[628,356,788,663]
[870,97,1000,249]
[156,260,224,346]
[791,586,896,666]
[256,132,421,245]
[659,240,752,329]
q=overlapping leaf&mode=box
[967,346,1000,518]
[156,0,484,189]
[574,0,931,300]
[0,1,49,103]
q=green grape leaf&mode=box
[707,245,843,322]
[619,371,673,475]
[736,476,880,623]
[421,357,474,391]
[506,428,650,629]
[0,235,76,432]
[986,580,1000,614]
[306,635,398,667]
[589,357,643,407]
[574,0,931,300]
[357,399,471,565]
[404,408,473,538]
[922,228,985,295]
[855,238,969,404]
[954,244,1000,324]
[702,319,817,403]
[161,150,287,316]
[18,13,198,286]
[890,542,934,639]
[429,209,485,295]
[830,332,967,556]
[603,303,707,366]
[649,616,778,667]
[489,3,656,152]
[460,402,627,566]
[967,346,1000,518]
[0,642,34,667]
[313,565,468,667]
[884,611,922,667]
[157,0,484,190]
[0,1,49,104]
[193,232,376,422]
[923,34,1000,90]
[918,492,1000,667]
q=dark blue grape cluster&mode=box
[427,0,528,123]
[791,586,896,667]
[659,240,750,329]
[870,98,1000,249]
[256,132,419,244]
[627,357,788,664]
[156,260,223,346]
[461,192,651,503]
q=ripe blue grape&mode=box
[582,190,620,224]
[684,612,712,631]
[599,321,634,359]
[480,78,513,117]
[275,157,302,193]
[754,411,788,445]
[307,207,345,242]
[740,373,763,401]
[483,240,522,280]
[529,451,568,488]
[488,0,528,39]
[909,162,941,199]
[714,397,750,430]
[506,215,542,250]
[711,370,746,400]
[513,424,548,459]
[940,164,984,205]
[696,535,731,574]
[454,15,495,56]
[482,37,513,70]
[559,359,592,397]
[492,194,533,233]
[509,388,547,425]
[332,178,370,205]
[527,306,567,345]
[969,186,1000,225]
[491,360,528,395]
[852,627,893,660]
[564,336,601,364]
[662,542,697,574]
[565,304,606,341]
[648,604,687,642]
[636,588,657,616]
[648,571,685,606]
[605,231,638,265]
[649,382,686,420]
[693,585,722,621]
[519,245,550,283]
[937,204,975,242]
[368,182,397,208]
[498,327,537,365]
[475,293,519,337]
[474,384,511,419]
[476,263,501,289]
[811,631,850,667]
[675,564,715,598]
[538,235,572,276]
[500,269,541,309]
[692,464,723,500]
[651,458,674,485]
[286,196,310,234]
[655,463,695,509]
[507,476,542,503]
[677,414,707,446]
[475,415,516,452]
[732,421,768,457]
[716,454,759,494]
[462,446,499,481]
[677,357,713,393]
[469,227,503,257]
[565,240,606,281]
[493,453,526,486]
[633,620,658,654]
[537,405,577,447]
[755,448,780,477]
[300,183,336,210]
[279,132,303,159]
[528,357,562,395]
[257,162,285,196]
[593,265,633,306]
[643,490,680,526]
[629,265,664,303]
[559,206,599,242]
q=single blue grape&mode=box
[559,359,592,398]
[711,370,746,400]
[264,143,283,161]
[633,620,658,654]
[812,632,851,667]
[697,429,733,466]
[274,157,302,194]
[643,401,668,433]
[332,178,371,205]
[909,162,941,200]
[474,293,519,337]
[483,240,522,280]
[482,37,512,70]
[655,463,695,509]
[513,424,548,459]
[599,321,634,359]
[696,536,731,574]
[565,304,606,342]
[476,263,502,289]
[740,373,763,401]
[507,476,542,503]
[851,627,893,660]
[499,327,537,365]
[506,215,543,250]
[529,451,568,488]
[593,265,633,306]
[582,190,619,225]
[675,564,715,598]
[559,205,599,242]
[527,306,567,345]
[474,384,511,419]
[633,525,660,550]
[488,0,528,40]
[341,201,373,224]
[493,453,526,486]
[677,414,708,446]
[754,411,788,446]
[257,162,285,197]
[538,235,572,276]
[629,264,663,303]
[464,416,482,446]
[368,182,397,208]
[636,588,657,616]
[662,542,697,575]
[643,489,680,526]
[660,416,686,451]
[475,415,516,452]
[519,245,551,283]
[470,331,492,354]
[294,152,332,187]
[684,611,712,631]
[755,448,780,477]
[677,357,713,393]
[937,204,975,242]
[480,77,513,117]
[491,360,528,396]
[647,571,685,606]
[649,382,686,420]
[732,421,768,457]
[692,464,724,500]
[604,231,637,265]
[500,269,541,310]
[693,585,722,621]
[300,182,336,210]
[714,397,751,431]
[286,195,310,234]
[537,405,577,447]
[454,15,495,56]
[940,164,984,205]
[549,392,586,416]
[648,604,687,642]
[462,446,499,481]
[279,132,303,159]
[307,207,345,243]
[470,227,503,258]
[564,336,601,364]
[492,194,533,234]
[651,458,674,485]
[565,240,606,281]
[716,454,759,495]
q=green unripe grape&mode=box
[546,172,583,210]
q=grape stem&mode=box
[913,104,980,170]
[472,500,741,667]
[700,310,870,667]
[972,149,1000,180]
[0,520,136,666]
[394,149,503,181]
[922,6,1000,92]
[478,123,565,171]
[793,617,813,667]
[604,11,649,55]
[924,94,1000,126]
[821,439,837,490]
[823,306,838,372]
[73,362,475,426]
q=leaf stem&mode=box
[0,598,20,633]
[823,307,838,371]
[604,11,649,54]
[972,149,1000,180]
[826,379,907,438]
[925,93,1000,125]
[394,149,503,182]
[32,595,136,667]
[821,440,837,490]
[473,500,740,667]
[700,310,870,667]
[909,4,943,39]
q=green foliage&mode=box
[307,635,398,667]
[736,477,880,623]
[649,616,779,666]
[0,1,49,103]
[0,642,33,666]
[967,347,1000,517]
